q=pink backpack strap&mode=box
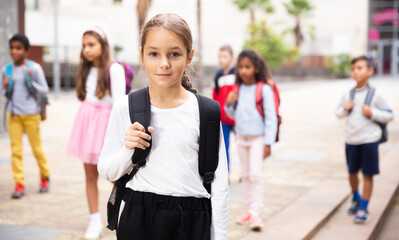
[255,81,265,119]
[231,83,241,109]
[266,79,280,115]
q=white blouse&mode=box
[85,63,126,104]
[98,92,229,240]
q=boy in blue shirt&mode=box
[335,56,394,223]
[1,34,50,199]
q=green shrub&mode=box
[243,20,299,69]
[326,54,351,78]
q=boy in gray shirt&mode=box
[335,56,393,223]
[1,34,50,199]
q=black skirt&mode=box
[117,189,212,240]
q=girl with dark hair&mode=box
[67,27,126,239]
[98,14,228,240]
[225,49,277,231]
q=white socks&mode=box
[90,212,102,224]
[85,212,103,239]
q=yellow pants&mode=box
[8,113,50,185]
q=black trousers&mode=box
[117,189,212,240]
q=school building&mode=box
[368,0,399,75]
[2,0,399,80]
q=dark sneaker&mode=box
[354,208,371,224]
[12,183,25,199]
[39,177,50,193]
[348,198,360,214]
[250,216,264,231]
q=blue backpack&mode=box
[5,60,49,121]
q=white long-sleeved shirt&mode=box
[85,63,125,104]
[335,85,394,145]
[98,91,229,240]
[224,83,277,145]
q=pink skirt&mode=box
[67,100,112,165]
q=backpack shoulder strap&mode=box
[349,88,356,101]
[6,63,12,78]
[195,94,221,195]
[24,60,37,96]
[128,87,152,167]
[364,86,376,106]
[5,63,14,99]
[267,79,280,106]
[347,88,356,115]
[106,87,152,231]
[255,81,265,120]
[27,60,35,69]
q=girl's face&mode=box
[82,34,102,66]
[141,28,194,90]
[9,41,27,65]
[237,57,257,85]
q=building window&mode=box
[25,0,40,10]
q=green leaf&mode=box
[233,0,274,13]
[326,54,352,78]
[243,20,299,68]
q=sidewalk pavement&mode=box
[0,77,398,240]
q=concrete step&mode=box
[241,179,349,240]
[376,193,399,240]
[241,142,399,240]
[312,143,399,240]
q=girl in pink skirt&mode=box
[67,27,126,240]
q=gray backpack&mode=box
[349,86,390,143]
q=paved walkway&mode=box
[0,77,398,239]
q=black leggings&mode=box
[117,189,212,240]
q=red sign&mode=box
[373,8,399,26]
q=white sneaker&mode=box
[84,221,103,240]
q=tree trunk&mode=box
[294,18,305,78]
[136,0,152,37]
[250,7,255,23]
[294,18,303,47]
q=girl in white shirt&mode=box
[67,27,126,240]
[98,14,229,240]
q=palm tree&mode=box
[283,0,313,46]
[137,0,152,36]
[233,0,274,23]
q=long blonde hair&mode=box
[140,13,197,93]
[76,30,111,101]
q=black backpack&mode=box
[106,87,221,231]
[349,86,390,143]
